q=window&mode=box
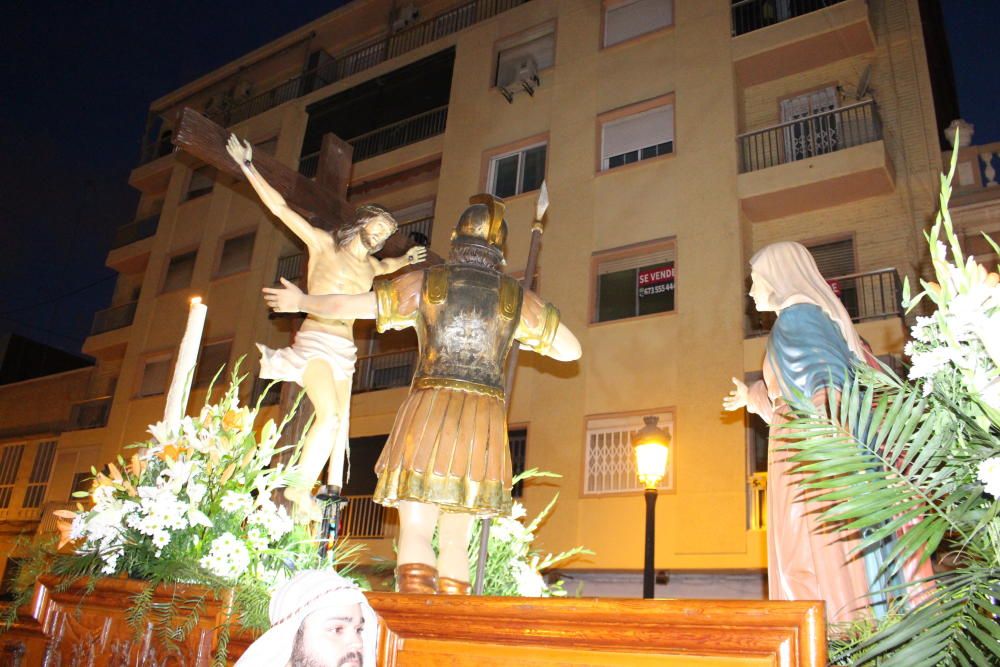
[601,103,674,170]
[138,357,171,397]
[0,444,25,509]
[162,251,196,293]
[780,87,838,161]
[593,241,676,322]
[195,340,233,387]
[70,471,92,500]
[494,25,555,89]
[508,428,527,498]
[488,143,546,198]
[21,440,57,509]
[806,238,857,318]
[216,232,256,278]
[186,166,215,200]
[603,0,673,47]
[584,412,674,495]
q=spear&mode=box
[473,181,549,595]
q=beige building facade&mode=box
[1,0,970,597]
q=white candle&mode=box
[163,297,207,428]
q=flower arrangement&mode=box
[468,469,593,597]
[3,368,361,663]
[781,138,1000,664]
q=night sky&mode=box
[1,1,997,357]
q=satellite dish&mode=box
[856,65,872,99]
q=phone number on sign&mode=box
[639,283,675,297]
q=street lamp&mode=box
[632,415,671,599]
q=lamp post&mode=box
[632,415,671,600]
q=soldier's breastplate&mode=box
[415,265,522,396]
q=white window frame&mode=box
[584,411,674,496]
[600,104,674,171]
[592,240,677,323]
[487,141,547,198]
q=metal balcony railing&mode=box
[273,217,433,284]
[353,349,417,394]
[339,494,397,538]
[132,0,528,164]
[68,397,112,431]
[299,105,449,175]
[737,100,882,173]
[111,214,159,249]
[731,0,848,37]
[746,267,903,337]
[90,301,137,336]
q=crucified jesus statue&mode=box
[226,134,427,522]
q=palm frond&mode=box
[778,369,975,579]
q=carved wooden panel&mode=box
[6,576,247,667]
[366,593,826,667]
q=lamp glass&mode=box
[634,442,668,489]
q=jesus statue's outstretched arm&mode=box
[226,134,322,250]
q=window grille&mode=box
[584,413,673,495]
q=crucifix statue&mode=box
[172,109,427,523]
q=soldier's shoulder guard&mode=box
[498,275,523,321]
[515,299,560,356]
[375,273,418,333]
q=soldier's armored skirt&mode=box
[371,264,523,516]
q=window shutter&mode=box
[807,239,855,278]
[602,105,673,161]
[597,245,675,275]
[605,0,673,47]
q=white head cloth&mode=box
[749,241,867,359]
[236,570,378,667]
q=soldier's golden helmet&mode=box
[451,194,508,250]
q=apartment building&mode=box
[2,0,966,596]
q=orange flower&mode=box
[157,443,184,461]
[222,409,246,432]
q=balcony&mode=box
[90,302,137,335]
[205,0,526,129]
[299,106,448,174]
[83,302,137,357]
[353,349,417,394]
[273,217,434,284]
[111,215,158,249]
[732,0,874,87]
[339,494,398,539]
[737,101,894,221]
[107,215,158,272]
[67,397,112,431]
[745,267,903,337]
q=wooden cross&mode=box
[171,107,434,517]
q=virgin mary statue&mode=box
[724,242,925,623]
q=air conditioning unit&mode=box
[392,3,420,31]
[498,55,540,104]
